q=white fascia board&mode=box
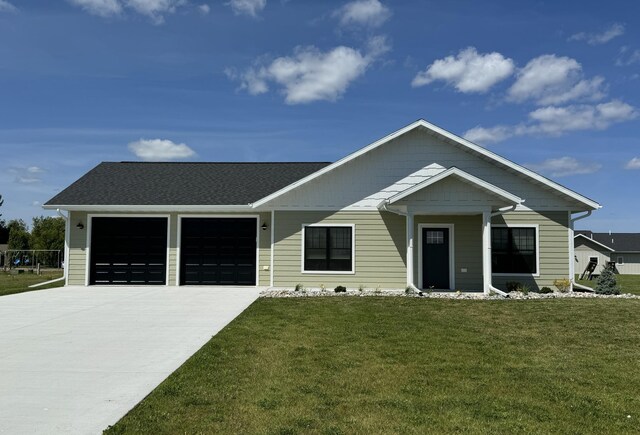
[42,204,253,212]
[573,233,615,251]
[251,119,601,210]
[381,167,523,207]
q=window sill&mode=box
[302,270,355,275]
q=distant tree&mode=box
[30,216,65,251]
[0,193,3,217]
[0,220,7,245]
[7,219,30,251]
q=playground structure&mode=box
[579,259,617,280]
[1,249,63,273]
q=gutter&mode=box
[569,211,594,292]
[486,205,519,297]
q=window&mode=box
[589,256,598,265]
[617,256,624,265]
[303,226,353,272]
[491,227,537,274]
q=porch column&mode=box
[406,212,414,286]
[568,211,575,282]
[482,211,491,294]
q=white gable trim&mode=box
[574,233,615,252]
[251,119,601,210]
[381,167,523,207]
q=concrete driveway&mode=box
[0,285,261,434]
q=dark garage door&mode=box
[90,217,168,285]
[180,218,256,285]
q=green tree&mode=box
[0,193,3,217]
[31,216,65,251]
[595,266,620,295]
[7,219,30,251]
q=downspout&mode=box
[56,209,69,286]
[381,202,420,293]
[570,211,593,292]
[486,205,519,297]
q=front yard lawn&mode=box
[576,274,640,295]
[0,270,64,297]
[106,298,640,434]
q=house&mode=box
[43,119,600,293]
[575,231,640,276]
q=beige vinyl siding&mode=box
[413,215,482,291]
[574,240,611,277]
[68,211,88,285]
[257,211,271,286]
[267,128,586,211]
[614,253,640,275]
[492,211,570,290]
[273,210,406,289]
[65,212,270,286]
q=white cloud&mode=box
[333,0,391,28]
[227,0,265,17]
[0,0,17,12]
[525,157,602,177]
[231,36,390,104]
[625,157,640,170]
[27,166,44,174]
[68,0,122,17]
[128,138,196,161]
[8,166,46,184]
[507,54,606,105]
[528,100,637,134]
[569,23,625,45]
[124,0,185,24]
[68,0,186,22]
[463,100,637,145]
[616,46,640,66]
[463,125,513,145]
[412,47,515,93]
[198,3,210,14]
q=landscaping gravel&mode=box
[260,288,640,299]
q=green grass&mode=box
[106,298,640,434]
[576,274,640,295]
[0,270,64,297]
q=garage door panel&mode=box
[180,218,257,286]
[90,217,168,285]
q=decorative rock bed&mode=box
[260,288,640,300]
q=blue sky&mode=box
[0,0,638,231]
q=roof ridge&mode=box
[111,161,332,164]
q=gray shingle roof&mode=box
[44,162,331,206]
[575,231,640,252]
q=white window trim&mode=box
[491,223,540,277]
[589,256,599,264]
[418,223,455,290]
[86,214,171,286]
[301,223,356,275]
[617,255,624,265]
[176,214,260,287]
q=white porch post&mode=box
[482,211,491,294]
[406,212,414,286]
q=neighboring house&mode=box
[43,119,600,293]
[575,231,640,275]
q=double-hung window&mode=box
[491,226,537,274]
[303,225,353,272]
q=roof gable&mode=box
[384,167,523,208]
[252,119,600,210]
[576,232,640,252]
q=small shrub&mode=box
[334,285,347,293]
[539,286,553,294]
[294,283,304,292]
[595,267,620,295]
[358,284,364,292]
[320,284,326,291]
[553,278,571,293]
[518,284,530,295]
[505,281,521,293]
[405,286,412,294]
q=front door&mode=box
[422,227,450,289]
